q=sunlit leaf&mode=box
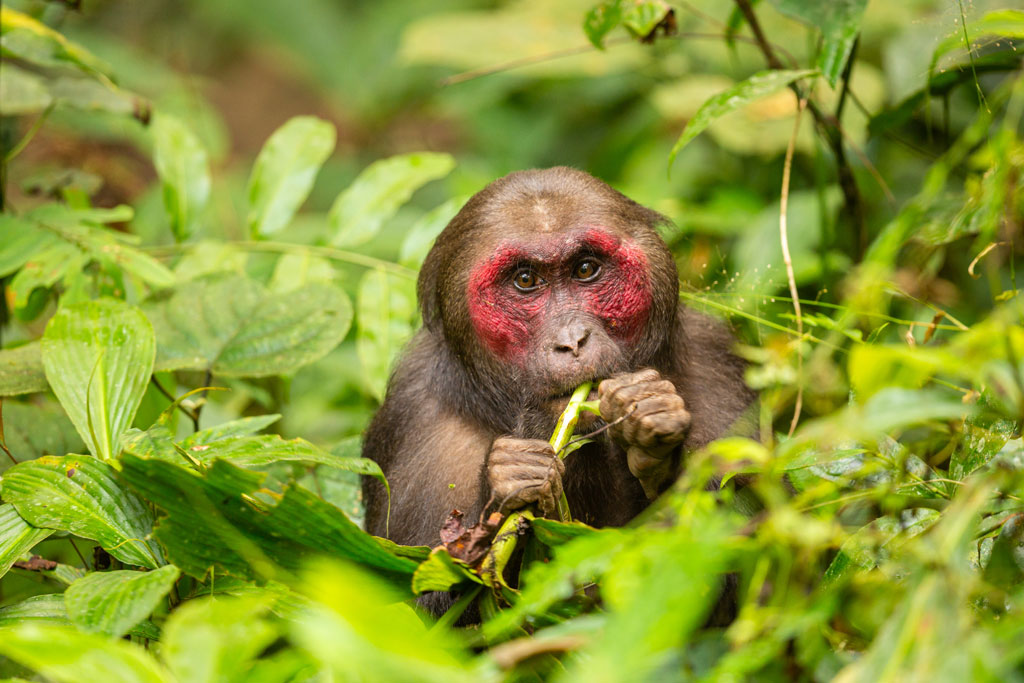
[41,300,156,461]
[0,594,69,627]
[669,70,816,167]
[770,0,868,86]
[160,594,279,683]
[412,548,483,594]
[0,503,52,580]
[328,152,454,248]
[65,565,180,638]
[152,113,211,241]
[0,623,173,683]
[398,196,465,269]
[0,455,163,568]
[247,116,336,238]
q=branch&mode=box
[733,0,866,256]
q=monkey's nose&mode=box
[552,324,591,357]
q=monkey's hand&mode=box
[487,437,565,518]
[598,369,691,499]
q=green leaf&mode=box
[621,0,671,39]
[0,213,59,278]
[152,113,211,241]
[0,343,49,396]
[290,560,474,682]
[48,77,139,118]
[41,300,156,461]
[0,62,51,116]
[0,8,113,78]
[0,623,173,683]
[398,196,466,269]
[930,10,1024,77]
[181,415,282,448]
[0,594,69,627]
[769,0,868,86]
[0,503,52,579]
[0,398,83,473]
[583,1,622,49]
[328,152,455,248]
[9,241,86,313]
[0,455,163,568]
[144,275,352,378]
[412,548,483,594]
[160,594,279,683]
[268,252,335,293]
[119,455,419,582]
[247,116,336,238]
[65,565,180,638]
[669,70,817,167]
[356,267,417,401]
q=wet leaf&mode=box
[65,565,180,638]
[144,275,352,378]
[41,300,156,461]
[0,456,163,568]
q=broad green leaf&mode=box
[8,241,86,312]
[291,560,476,683]
[181,414,282,448]
[268,252,335,293]
[247,116,336,238]
[669,70,817,167]
[0,62,51,115]
[398,196,466,269]
[0,343,49,396]
[930,10,1024,77]
[41,300,156,461]
[0,456,163,568]
[328,152,455,248]
[0,503,52,579]
[770,0,868,86]
[65,566,180,638]
[120,455,420,582]
[47,77,139,118]
[356,267,417,401]
[848,345,955,400]
[0,402,84,474]
[0,8,112,78]
[583,1,623,49]
[0,594,69,627]
[0,623,173,683]
[160,595,279,683]
[152,113,211,241]
[620,0,671,39]
[144,275,352,378]
[0,213,59,278]
[411,548,482,594]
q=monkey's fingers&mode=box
[598,374,677,423]
[627,446,674,499]
[620,394,691,449]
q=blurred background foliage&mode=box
[1,0,1024,679]
[4,0,1020,446]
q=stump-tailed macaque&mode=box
[362,167,753,592]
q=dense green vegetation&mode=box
[0,0,1022,680]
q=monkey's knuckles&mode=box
[599,375,690,450]
[487,439,564,514]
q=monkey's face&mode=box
[465,227,649,403]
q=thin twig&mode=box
[440,32,799,87]
[781,96,808,437]
[0,400,17,466]
[68,537,90,570]
[733,0,866,256]
[150,375,199,423]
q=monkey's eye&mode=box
[572,259,601,282]
[512,269,542,292]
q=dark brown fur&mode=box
[362,168,754,609]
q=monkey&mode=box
[362,167,754,610]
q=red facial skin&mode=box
[467,228,651,361]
